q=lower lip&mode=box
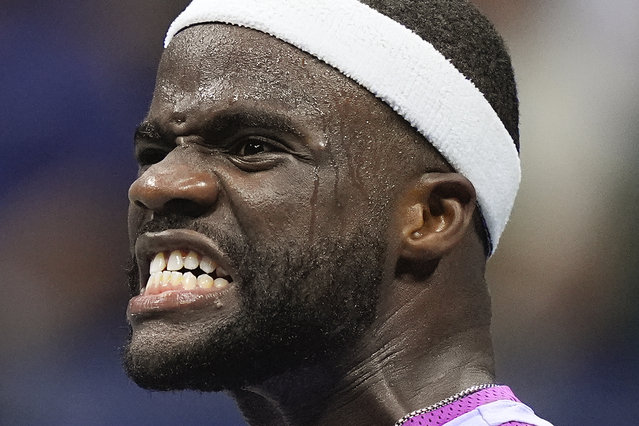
[127,287,234,318]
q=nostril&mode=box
[163,198,211,217]
[128,168,219,215]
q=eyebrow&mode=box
[134,108,306,146]
[201,109,305,139]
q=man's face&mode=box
[124,24,409,391]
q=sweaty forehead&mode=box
[153,23,363,115]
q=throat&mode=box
[228,326,496,426]
[230,354,404,426]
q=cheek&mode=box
[230,172,315,233]
[220,164,355,242]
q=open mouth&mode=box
[128,229,240,317]
[141,249,234,296]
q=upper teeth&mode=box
[142,250,231,296]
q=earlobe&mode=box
[400,173,476,260]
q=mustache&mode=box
[133,213,248,260]
[135,213,251,254]
[135,213,241,246]
[136,214,202,237]
[134,213,251,261]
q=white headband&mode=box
[165,0,521,254]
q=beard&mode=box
[123,215,385,392]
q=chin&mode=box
[123,228,386,392]
[123,323,239,392]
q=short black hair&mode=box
[360,0,519,150]
[361,0,519,255]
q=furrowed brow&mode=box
[201,110,304,138]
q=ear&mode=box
[399,173,477,260]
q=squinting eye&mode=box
[240,141,267,156]
[235,137,279,156]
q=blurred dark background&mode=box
[1,1,637,424]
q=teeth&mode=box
[214,278,229,289]
[170,271,182,287]
[161,271,172,287]
[143,273,160,295]
[197,274,214,289]
[143,250,233,296]
[200,256,216,274]
[148,251,219,274]
[141,270,231,295]
[183,272,197,290]
[167,250,184,271]
[184,251,199,270]
[150,252,167,274]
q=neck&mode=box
[230,315,494,426]
[231,245,493,425]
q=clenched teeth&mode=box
[197,274,214,289]
[142,271,229,295]
[200,256,216,273]
[183,271,197,290]
[150,252,166,274]
[141,250,232,296]
[167,250,184,271]
[184,251,199,270]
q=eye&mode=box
[234,136,280,156]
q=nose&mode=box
[128,162,219,217]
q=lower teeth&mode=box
[143,271,230,295]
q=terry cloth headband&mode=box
[165,0,521,255]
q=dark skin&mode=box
[127,24,494,425]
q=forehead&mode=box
[147,23,430,189]
[151,23,364,122]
